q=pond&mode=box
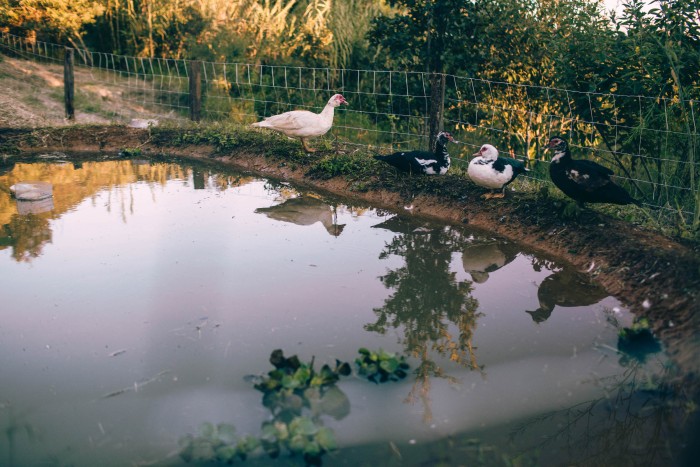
[0,158,681,466]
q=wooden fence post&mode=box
[189,60,202,122]
[64,47,75,120]
[428,72,446,150]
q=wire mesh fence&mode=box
[1,32,698,221]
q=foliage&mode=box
[179,349,357,465]
[0,0,387,66]
[0,0,104,51]
[178,347,413,464]
[2,0,698,232]
[618,317,662,364]
[253,349,351,414]
[547,0,700,225]
[355,347,410,383]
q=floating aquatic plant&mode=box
[355,347,410,383]
[179,349,359,465]
[617,317,662,363]
[179,422,259,464]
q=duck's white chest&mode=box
[468,158,513,189]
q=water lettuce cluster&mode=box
[179,348,409,465]
[355,347,410,383]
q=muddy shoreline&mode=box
[2,125,699,389]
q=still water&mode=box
[0,159,673,466]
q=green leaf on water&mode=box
[290,416,319,436]
[289,434,307,453]
[315,427,337,451]
[215,444,237,463]
[216,423,236,444]
[199,422,215,439]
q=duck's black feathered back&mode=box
[547,138,640,206]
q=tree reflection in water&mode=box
[509,315,693,467]
[369,216,482,422]
[1,214,52,262]
[0,160,255,262]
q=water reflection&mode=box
[0,160,253,262]
[370,217,481,422]
[255,196,346,236]
[461,238,520,284]
[0,160,691,467]
[0,160,15,176]
[16,198,54,215]
[0,214,52,262]
[509,323,681,467]
[526,268,608,323]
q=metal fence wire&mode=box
[1,32,698,219]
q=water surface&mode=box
[0,159,674,466]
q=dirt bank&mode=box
[2,125,699,389]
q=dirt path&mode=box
[2,125,699,392]
[0,55,179,127]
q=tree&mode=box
[0,0,105,51]
[549,0,700,216]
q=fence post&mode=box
[428,72,446,150]
[189,60,202,122]
[64,47,75,120]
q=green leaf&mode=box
[290,416,319,436]
[215,444,237,463]
[336,361,352,376]
[261,422,279,442]
[198,422,215,439]
[380,358,399,373]
[216,423,236,444]
[289,434,307,453]
[188,439,216,462]
[315,427,337,451]
[281,374,300,389]
[304,440,322,457]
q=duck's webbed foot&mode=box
[482,191,505,200]
[300,138,316,153]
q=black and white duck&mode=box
[468,144,529,199]
[374,131,455,175]
[546,136,640,206]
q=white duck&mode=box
[251,93,348,152]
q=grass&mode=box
[4,120,697,242]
